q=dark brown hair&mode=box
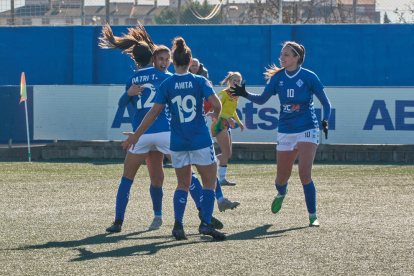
[220,71,242,86]
[171,37,192,67]
[264,41,306,81]
[99,23,153,68]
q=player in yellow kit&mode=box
[210,72,245,186]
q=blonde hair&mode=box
[220,71,242,87]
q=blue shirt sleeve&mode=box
[118,77,133,108]
[246,91,273,105]
[154,79,168,105]
[200,77,215,99]
[315,90,331,120]
[263,76,278,95]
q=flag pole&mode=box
[24,99,31,162]
[20,72,31,162]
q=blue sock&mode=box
[115,176,134,220]
[189,172,202,209]
[215,177,223,199]
[173,190,188,226]
[276,182,288,196]
[201,189,215,224]
[150,184,163,216]
[303,181,317,214]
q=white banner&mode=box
[33,86,414,144]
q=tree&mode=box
[155,0,222,25]
[393,1,414,23]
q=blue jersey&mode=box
[119,65,173,133]
[155,72,215,151]
[264,67,324,133]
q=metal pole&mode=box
[177,0,181,24]
[352,0,357,23]
[24,100,31,162]
[106,0,110,24]
[11,0,15,25]
[279,0,282,24]
[81,0,85,25]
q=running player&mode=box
[231,41,331,227]
[123,37,226,241]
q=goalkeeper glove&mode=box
[230,80,248,98]
[321,119,328,139]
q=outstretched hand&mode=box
[122,132,140,150]
[230,80,248,98]
[127,84,144,97]
[321,119,328,139]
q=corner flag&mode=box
[20,72,27,104]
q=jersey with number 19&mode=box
[264,67,324,134]
[155,72,215,151]
[119,65,173,133]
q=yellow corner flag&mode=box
[20,72,27,104]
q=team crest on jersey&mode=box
[279,81,284,86]
[206,80,212,88]
[296,79,304,87]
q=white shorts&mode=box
[170,145,216,168]
[277,129,319,151]
[129,131,170,155]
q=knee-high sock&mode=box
[115,176,134,220]
[303,181,317,216]
[276,182,288,196]
[201,189,215,224]
[215,177,223,199]
[173,190,188,226]
[218,165,227,181]
[150,184,163,216]
[189,172,202,209]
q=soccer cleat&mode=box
[106,219,123,233]
[198,208,223,230]
[218,197,240,212]
[219,179,236,186]
[172,220,188,240]
[148,217,163,230]
[199,220,226,241]
[309,218,320,227]
[271,189,288,214]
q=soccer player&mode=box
[100,24,224,233]
[209,72,245,186]
[231,41,331,227]
[123,37,226,241]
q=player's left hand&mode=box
[230,80,248,98]
[239,124,245,132]
[227,118,235,128]
[122,132,140,150]
[321,119,328,139]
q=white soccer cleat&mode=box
[149,217,163,230]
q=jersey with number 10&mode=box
[119,65,173,134]
[155,72,215,151]
[264,67,324,134]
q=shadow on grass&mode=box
[11,224,306,261]
[226,224,307,241]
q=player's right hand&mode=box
[127,84,144,97]
[122,132,139,150]
[230,80,248,98]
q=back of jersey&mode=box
[158,73,215,151]
[126,66,172,133]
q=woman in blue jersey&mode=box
[123,37,226,241]
[231,41,331,227]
